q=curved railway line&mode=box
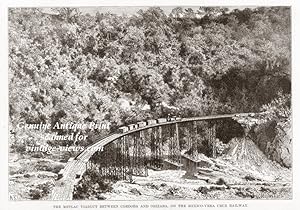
[50,113,253,200]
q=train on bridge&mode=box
[117,116,182,133]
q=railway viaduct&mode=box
[50,112,261,200]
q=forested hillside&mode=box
[9,6,291,147]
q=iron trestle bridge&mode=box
[50,113,256,200]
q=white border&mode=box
[1,1,299,210]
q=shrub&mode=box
[29,189,42,200]
[216,178,226,185]
[260,92,291,121]
[29,182,52,200]
[52,164,65,174]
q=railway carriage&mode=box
[118,126,128,133]
[147,119,157,125]
[128,124,138,130]
[157,118,167,123]
[137,121,147,128]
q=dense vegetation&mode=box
[9,7,291,149]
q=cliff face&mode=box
[253,118,292,168]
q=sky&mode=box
[43,6,257,16]
[79,6,203,16]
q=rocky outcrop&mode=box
[253,118,292,168]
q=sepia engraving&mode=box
[8,6,291,201]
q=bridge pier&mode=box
[149,127,163,169]
[163,123,182,169]
[130,131,148,177]
[208,121,217,158]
